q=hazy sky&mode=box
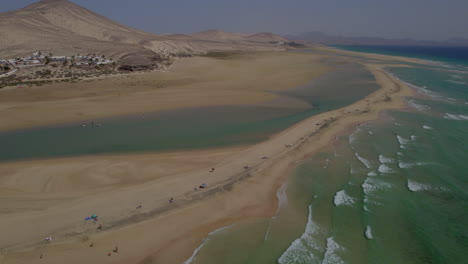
[2,0,468,40]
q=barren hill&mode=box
[192,29,288,44]
[0,0,289,68]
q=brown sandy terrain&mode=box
[0,51,329,131]
[0,60,415,264]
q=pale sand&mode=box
[0,51,329,131]
[0,61,414,264]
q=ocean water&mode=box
[185,47,468,263]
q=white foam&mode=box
[451,74,463,79]
[407,179,433,192]
[348,127,361,145]
[367,171,377,177]
[363,205,370,212]
[378,155,394,164]
[322,237,345,264]
[410,135,417,141]
[447,79,467,85]
[365,225,374,240]
[444,113,468,121]
[183,225,232,264]
[407,99,430,112]
[276,182,288,211]
[423,125,433,130]
[398,161,431,169]
[378,164,393,173]
[368,131,373,135]
[333,190,354,207]
[362,177,392,197]
[396,135,410,145]
[355,152,372,169]
[278,205,324,264]
[397,152,404,156]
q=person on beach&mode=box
[97,224,102,230]
[113,246,118,253]
[169,198,174,203]
[89,242,94,247]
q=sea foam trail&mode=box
[278,205,323,264]
[355,152,372,169]
[407,179,433,192]
[333,190,354,207]
[362,177,392,207]
[183,225,232,264]
[277,182,289,210]
[322,237,345,264]
[447,79,467,85]
[444,113,468,121]
[408,99,430,112]
[396,135,410,145]
[398,161,432,169]
[348,127,361,145]
[365,225,374,240]
[378,155,394,164]
[378,164,393,174]
[423,125,433,130]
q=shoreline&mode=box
[0,51,330,132]
[0,63,415,264]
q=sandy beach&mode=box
[0,49,419,264]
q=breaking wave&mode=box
[423,125,433,130]
[365,225,374,240]
[447,79,467,85]
[362,177,392,198]
[322,237,345,264]
[378,155,394,164]
[183,225,232,264]
[333,190,354,207]
[444,113,468,121]
[278,205,324,264]
[355,152,372,169]
[378,164,393,173]
[407,179,433,192]
[408,99,431,112]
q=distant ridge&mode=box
[192,29,288,44]
[286,31,468,47]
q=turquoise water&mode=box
[0,63,378,161]
[186,49,468,263]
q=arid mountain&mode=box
[0,0,289,67]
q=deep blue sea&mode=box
[185,46,468,264]
[334,45,468,67]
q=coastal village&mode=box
[1,51,113,70]
[0,51,118,87]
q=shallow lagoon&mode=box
[1,61,378,161]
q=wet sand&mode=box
[0,60,415,264]
[0,51,329,131]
